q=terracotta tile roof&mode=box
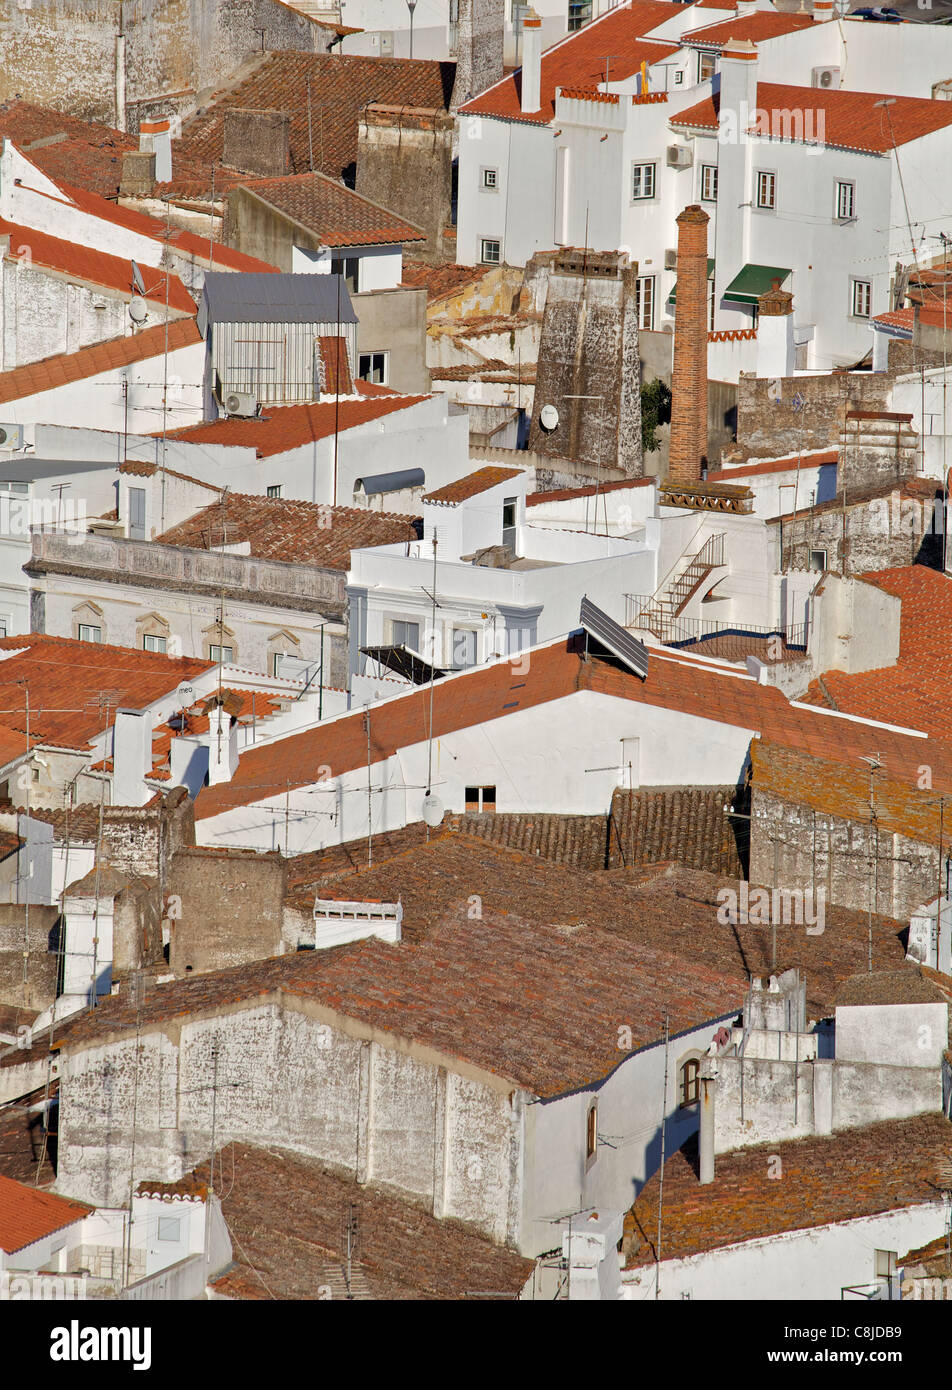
[0,99,135,199]
[156,494,417,569]
[607,786,746,876]
[173,52,455,189]
[0,318,201,406]
[798,566,952,736]
[0,217,195,313]
[682,12,815,46]
[136,1174,208,1202]
[165,381,428,457]
[672,82,952,153]
[59,906,743,1096]
[195,634,952,821]
[422,466,524,504]
[316,335,354,395]
[0,1173,91,1253]
[873,308,915,335]
[0,634,209,751]
[706,450,838,482]
[899,1233,952,1272]
[287,837,907,1019]
[401,258,484,303]
[624,1114,952,1268]
[527,477,654,507]
[236,171,427,247]
[199,1143,534,1300]
[836,966,952,1009]
[118,460,222,492]
[0,1086,54,1188]
[460,5,680,124]
[765,476,940,525]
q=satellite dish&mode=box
[421,792,444,828]
[176,681,195,707]
[130,259,147,296]
[539,403,559,432]
[128,298,148,324]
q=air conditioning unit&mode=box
[223,391,258,418]
[811,66,841,90]
[666,144,693,169]
[0,425,24,450]
[664,248,678,271]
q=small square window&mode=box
[158,1217,181,1243]
[701,164,718,202]
[391,619,420,651]
[78,624,102,643]
[674,70,684,86]
[143,634,167,654]
[631,162,656,201]
[267,485,282,499]
[358,352,387,385]
[836,180,855,220]
[852,279,871,318]
[31,766,39,783]
[209,644,233,663]
[465,785,496,812]
[480,238,501,265]
[756,171,776,210]
[809,549,828,573]
[482,167,498,190]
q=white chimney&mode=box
[813,0,835,20]
[206,704,238,785]
[112,709,153,807]
[699,1060,716,1184]
[756,277,796,377]
[718,38,758,124]
[520,8,542,115]
[169,735,209,797]
[139,118,172,184]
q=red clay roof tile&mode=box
[0,1173,91,1253]
[0,319,200,406]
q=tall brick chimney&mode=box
[668,204,710,483]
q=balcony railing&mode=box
[624,596,807,664]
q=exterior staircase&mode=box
[633,531,726,640]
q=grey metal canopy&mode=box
[355,468,425,495]
[201,272,358,326]
[361,644,448,685]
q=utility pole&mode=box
[364,709,372,868]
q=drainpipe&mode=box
[699,1059,716,1184]
[116,33,127,134]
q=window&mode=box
[357,352,388,385]
[31,766,39,783]
[78,624,102,643]
[852,278,871,318]
[586,1103,598,1160]
[631,161,656,201]
[0,617,7,639]
[465,785,496,812]
[836,180,855,220]
[128,486,146,540]
[452,628,477,668]
[502,495,517,549]
[699,52,716,83]
[143,634,167,654]
[482,167,498,190]
[875,1249,897,1280]
[391,619,420,651]
[701,164,718,202]
[568,1,593,31]
[158,1217,181,1243]
[674,69,684,86]
[809,548,828,572]
[267,484,283,498]
[756,171,776,210]
[209,644,233,663]
[331,255,360,292]
[635,275,655,330]
[680,1057,701,1108]
[480,238,501,265]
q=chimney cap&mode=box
[721,37,758,59]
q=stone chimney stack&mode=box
[668,204,710,483]
[520,8,543,115]
[451,0,505,110]
[756,278,795,378]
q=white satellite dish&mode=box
[128,298,148,324]
[130,259,147,296]
[421,792,444,827]
[176,681,195,707]
[539,403,559,432]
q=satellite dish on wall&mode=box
[421,792,444,827]
[130,259,147,296]
[176,681,195,708]
[539,403,559,432]
[128,298,148,324]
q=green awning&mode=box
[723,264,791,305]
[667,258,715,306]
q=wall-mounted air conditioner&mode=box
[811,66,841,90]
[0,425,24,451]
[664,248,678,271]
[666,144,693,169]
[223,392,258,418]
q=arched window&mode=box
[680,1056,701,1109]
[585,1103,598,1160]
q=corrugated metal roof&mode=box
[355,468,425,495]
[202,272,358,326]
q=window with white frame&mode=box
[699,52,716,83]
[78,624,102,643]
[809,549,828,572]
[631,161,656,201]
[756,170,776,210]
[480,238,501,265]
[267,484,282,498]
[390,619,421,651]
[482,167,498,190]
[358,351,388,384]
[143,634,167,654]
[635,275,655,330]
[852,279,872,318]
[701,164,718,202]
[465,785,496,812]
[836,180,855,220]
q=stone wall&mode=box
[0,904,60,1010]
[356,106,454,259]
[735,371,894,460]
[58,998,524,1248]
[773,485,942,575]
[451,0,504,109]
[168,847,285,976]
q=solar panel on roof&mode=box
[580,596,648,681]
